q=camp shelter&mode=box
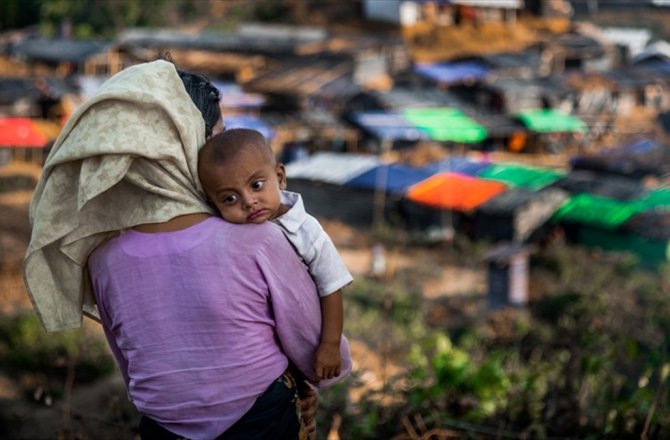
[514,108,588,153]
[344,163,435,195]
[284,152,380,227]
[222,114,275,141]
[632,40,670,66]
[516,109,587,134]
[569,138,670,179]
[549,169,648,201]
[9,38,109,74]
[0,76,80,118]
[0,117,60,165]
[345,85,470,112]
[470,114,528,152]
[551,193,644,230]
[348,111,428,151]
[119,24,326,57]
[593,66,668,115]
[458,48,545,79]
[548,31,612,72]
[402,107,488,144]
[413,61,490,86]
[424,156,491,176]
[214,82,266,112]
[343,162,438,228]
[242,57,360,113]
[638,186,670,211]
[477,161,566,189]
[474,187,569,242]
[406,172,507,212]
[474,76,575,114]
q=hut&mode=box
[474,187,569,242]
[347,111,429,153]
[569,138,670,180]
[343,162,437,229]
[0,117,60,166]
[549,169,648,201]
[284,152,380,228]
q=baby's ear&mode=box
[276,163,287,190]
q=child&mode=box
[198,128,353,382]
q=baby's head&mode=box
[198,128,286,224]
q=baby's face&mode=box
[200,146,286,224]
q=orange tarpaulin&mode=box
[407,172,508,211]
[0,117,60,148]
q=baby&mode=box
[198,128,353,382]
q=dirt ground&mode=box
[0,170,488,439]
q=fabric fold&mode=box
[24,60,215,332]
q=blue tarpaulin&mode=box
[414,61,490,86]
[222,114,274,140]
[350,111,428,142]
[213,81,265,109]
[344,163,436,194]
[424,156,492,176]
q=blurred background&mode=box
[1,1,670,438]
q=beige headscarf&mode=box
[24,60,216,332]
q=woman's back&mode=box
[89,216,319,438]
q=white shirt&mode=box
[273,191,353,297]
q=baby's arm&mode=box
[315,290,343,381]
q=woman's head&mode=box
[176,69,222,139]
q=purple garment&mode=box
[88,217,351,439]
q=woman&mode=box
[24,60,351,439]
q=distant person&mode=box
[198,128,354,383]
[34,77,61,120]
[24,60,351,439]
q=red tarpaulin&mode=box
[407,172,508,212]
[0,117,51,148]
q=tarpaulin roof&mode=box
[343,163,435,194]
[414,61,489,86]
[478,162,565,189]
[424,156,492,176]
[569,138,669,179]
[11,38,108,64]
[550,170,648,201]
[367,87,466,109]
[451,0,523,8]
[213,82,266,109]
[407,172,507,212]
[285,152,379,184]
[551,193,643,229]
[350,111,428,141]
[479,187,568,214]
[639,187,670,210]
[0,117,60,148]
[222,114,275,140]
[516,109,588,133]
[402,107,488,143]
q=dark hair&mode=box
[176,69,221,139]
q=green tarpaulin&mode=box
[552,193,643,229]
[639,187,670,210]
[402,107,488,143]
[517,109,588,134]
[478,162,565,189]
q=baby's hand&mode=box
[314,342,341,382]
